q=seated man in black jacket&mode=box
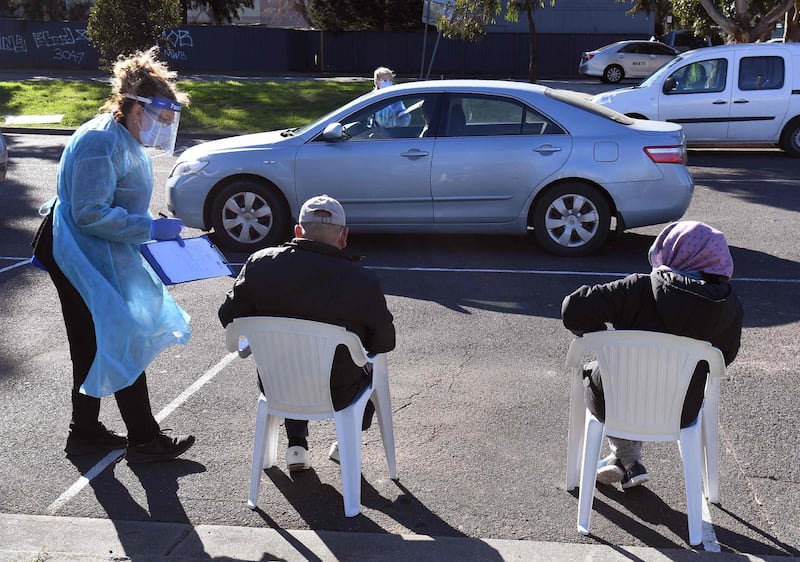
[219,195,396,471]
[562,221,743,489]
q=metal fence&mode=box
[0,20,641,79]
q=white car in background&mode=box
[579,40,678,84]
[592,42,800,156]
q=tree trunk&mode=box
[786,3,800,42]
[526,5,536,84]
[48,0,59,20]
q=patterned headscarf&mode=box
[648,221,734,280]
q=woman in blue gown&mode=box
[33,47,196,464]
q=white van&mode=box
[592,42,800,156]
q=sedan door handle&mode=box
[712,100,728,105]
[401,149,429,158]
[533,144,563,154]
[733,99,749,104]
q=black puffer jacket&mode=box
[219,238,395,409]
[562,269,743,364]
[562,270,743,425]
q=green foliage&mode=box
[620,0,794,42]
[186,0,255,24]
[0,0,90,20]
[437,0,503,41]
[87,0,181,67]
[305,0,424,31]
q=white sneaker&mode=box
[596,454,625,485]
[286,446,310,472]
[328,441,339,463]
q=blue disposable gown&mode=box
[52,113,190,397]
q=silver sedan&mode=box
[166,80,693,256]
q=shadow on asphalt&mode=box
[259,469,505,559]
[63,455,244,560]
[343,231,800,330]
[571,484,800,557]
[713,504,800,557]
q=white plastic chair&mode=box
[564,330,726,546]
[225,316,397,517]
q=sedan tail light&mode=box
[644,145,687,165]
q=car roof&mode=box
[597,40,668,50]
[384,79,549,95]
[681,42,800,56]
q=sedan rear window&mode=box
[546,88,635,125]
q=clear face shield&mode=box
[125,94,182,157]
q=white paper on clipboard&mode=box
[141,236,234,285]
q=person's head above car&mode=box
[373,66,396,90]
[296,194,349,249]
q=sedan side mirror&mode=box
[322,123,344,141]
[662,77,677,94]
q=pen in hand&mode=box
[155,212,186,247]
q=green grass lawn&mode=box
[0,80,372,134]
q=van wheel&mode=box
[602,65,624,84]
[532,182,611,257]
[780,118,800,157]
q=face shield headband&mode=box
[124,93,182,156]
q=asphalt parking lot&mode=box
[1,83,800,559]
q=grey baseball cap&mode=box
[298,194,346,226]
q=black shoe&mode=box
[622,461,651,489]
[65,422,127,456]
[126,431,196,464]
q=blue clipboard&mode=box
[141,235,234,285]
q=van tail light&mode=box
[644,145,687,164]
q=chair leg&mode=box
[702,385,720,504]
[679,417,705,547]
[371,354,397,480]
[264,413,281,469]
[566,367,586,491]
[334,402,368,517]
[577,413,604,536]
[248,395,268,509]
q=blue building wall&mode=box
[490,0,655,34]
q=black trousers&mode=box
[35,213,160,445]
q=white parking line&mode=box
[367,265,800,283]
[47,352,238,514]
[0,258,29,274]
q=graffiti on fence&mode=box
[0,34,27,53]
[161,29,193,62]
[32,27,89,48]
[0,26,91,64]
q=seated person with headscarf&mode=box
[561,221,743,490]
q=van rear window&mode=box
[738,56,785,90]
